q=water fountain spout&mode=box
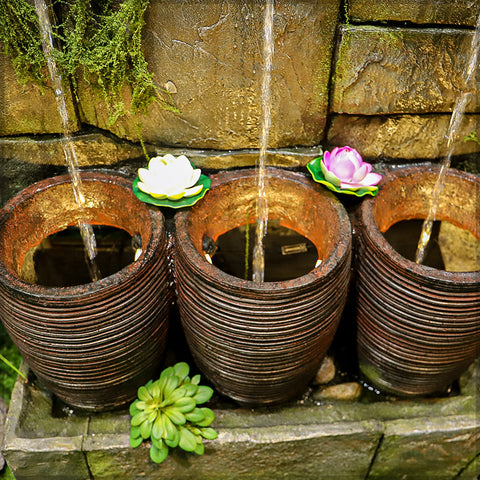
[34,0,101,281]
[415,14,480,264]
[252,0,275,282]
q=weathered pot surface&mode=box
[174,167,352,406]
[356,165,480,396]
[0,172,172,410]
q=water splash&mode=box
[34,0,101,281]
[252,0,275,283]
[415,15,480,265]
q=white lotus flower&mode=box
[137,154,203,200]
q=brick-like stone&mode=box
[77,0,340,150]
[369,416,480,480]
[348,0,480,26]
[0,49,80,136]
[327,114,480,161]
[332,26,480,115]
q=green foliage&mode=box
[464,131,480,146]
[0,323,23,405]
[129,362,217,464]
[0,0,46,86]
[0,0,177,126]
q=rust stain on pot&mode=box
[0,172,173,411]
[356,166,480,397]
[174,168,352,406]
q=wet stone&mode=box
[313,356,336,385]
[314,382,363,401]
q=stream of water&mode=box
[415,15,480,264]
[34,0,101,281]
[252,0,275,283]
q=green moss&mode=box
[0,323,21,405]
[0,0,177,126]
[0,0,46,87]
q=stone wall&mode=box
[0,0,479,183]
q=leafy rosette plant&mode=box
[129,362,217,464]
[307,146,382,197]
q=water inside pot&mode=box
[210,219,318,282]
[384,219,480,272]
[21,226,138,287]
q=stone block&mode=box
[369,416,480,480]
[76,0,340,150]
[2,368,90,480]
[3,359,480,480]
[0,49,79,136]
[348,0,480,26]
[332,26,479,115]
[326,113,480,161]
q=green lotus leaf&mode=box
[179,427,198,452]
[132,174,211,209]
[307,159,379,197]
[193,385,214,404]
[195,408,215,427]
[199,427,218,440]
[150,440,169,464]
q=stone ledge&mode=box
[2,359,479,480]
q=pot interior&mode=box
[0,174,152,279]
[186,170,346,268]
[372,168,479,241]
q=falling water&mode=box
[34,0,101,281]
[415,15,480,265]
[252,0,275,283]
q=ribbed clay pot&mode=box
[356,166,480,396]
[174,168,352,406]
[0,172,172,411]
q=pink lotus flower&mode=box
[321,146,382,190]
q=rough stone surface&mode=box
[76,0,340,149]
[0,397,6,471]
[313,355,336,385]
[326,114,480,161]
[348,0,480,26]
[0,49,79,136]
[438,221,480,272]
[332,26,480,115]
[369,416,480,480]
[3,360,480,480]
[314,382,363,401]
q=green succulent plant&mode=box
[129,362,217,464]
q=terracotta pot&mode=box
[0,172,172,411]
[174,168,352,405]
[355,166,480,396]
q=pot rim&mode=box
[175,167,352,292]
[360,165,480,283]
[0,171,165,299]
